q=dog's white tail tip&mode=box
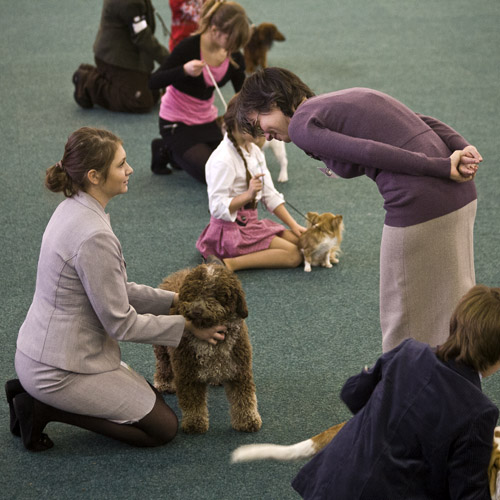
[231,439,315,463]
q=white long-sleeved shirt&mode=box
[205,134,285,222]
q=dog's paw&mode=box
[153,379,176,394]
[181,414,209,434]
[323,262,333,268]
[232,411,262,433]
[278,168,288,183]
[304,262,312,272]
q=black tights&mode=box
[171,142,220,184]
[15,387,178,450]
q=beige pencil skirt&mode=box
[380,200,476,353]
[15,350,156,424]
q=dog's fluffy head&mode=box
[305,212,344,235]
[176,264,248,329]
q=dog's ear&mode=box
[224,271,248,319]
[332,214,344,232]
[259,25,274,44]
[236,291,248,319]
[230,274,249,319]
[306,212,319,226]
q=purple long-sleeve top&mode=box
[288,88,477,227]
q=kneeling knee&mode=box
[152,415,178,446]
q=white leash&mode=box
[204,64,228,111]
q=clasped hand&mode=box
[450,146,483,183]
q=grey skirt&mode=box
[380,200,476,353]
[15,350,156,424]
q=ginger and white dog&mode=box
[298,212,344,272]
[232,422,346,462]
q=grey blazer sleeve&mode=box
[127,282,175,316]
[76,230,185,346]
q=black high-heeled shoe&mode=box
[5,379,26,437]
[13,392,54,452]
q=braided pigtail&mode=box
[227,128,251,187]
[224,95,253,190]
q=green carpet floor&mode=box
[1,0,499,498]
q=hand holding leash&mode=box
[184,59,205,77]
[248,173,265,198]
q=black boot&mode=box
[72,64,93,109]
[5,379,26,436]
[151,138,173,175]
[13,393,54,452]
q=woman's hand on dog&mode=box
[185,320,227,345]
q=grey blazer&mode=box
[17,191,184,374]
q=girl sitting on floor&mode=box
[196,95,306,271]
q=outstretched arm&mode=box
[273,204,307,237]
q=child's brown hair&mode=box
[436,285,500,373]
[194,0,250,54]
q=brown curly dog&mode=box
[153,264,262,434]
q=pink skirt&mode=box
[196,208,285,259]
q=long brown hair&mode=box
[436,285,500,372]
[45,127,122,197]
[194,0,250,55]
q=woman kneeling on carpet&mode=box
[5,127,226,451]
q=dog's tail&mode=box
[231,422,345,462]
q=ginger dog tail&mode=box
[231,422,345,463]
